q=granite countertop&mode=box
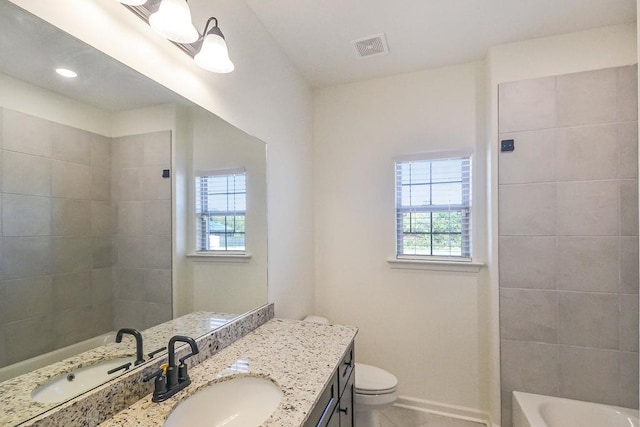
[0,312,237,426]
[100,319,358,427]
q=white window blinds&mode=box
[395,156,471,259]
[195,170,246,252]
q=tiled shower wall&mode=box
[112,132,172,331]
[498,65,639,427]
[0,109,113,367]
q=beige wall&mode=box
[313,61,489,411]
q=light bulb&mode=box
[194,32,234,73]
[149,0,198,43]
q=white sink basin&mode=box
[31,357,135,403]
[164,376,283,427]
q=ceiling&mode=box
[240,0,637,88]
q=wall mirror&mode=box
[0,1,268,424]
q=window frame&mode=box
[194,168,247,255]
[393,151,473,262]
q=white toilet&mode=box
[303,316,398,427]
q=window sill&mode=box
[386,257,484,273]
[187,253,252,263]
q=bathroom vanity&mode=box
[99,318,357,426]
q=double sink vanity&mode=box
[1,304,357,426]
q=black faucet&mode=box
[143,335,199,402]
[115,328,145,366]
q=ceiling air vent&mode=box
[351,33,389,59]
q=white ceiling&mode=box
[240,0,637,88]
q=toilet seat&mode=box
[355,363,397,395]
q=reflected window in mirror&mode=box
[195,169,247,252]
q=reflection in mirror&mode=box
[0,1,268,424]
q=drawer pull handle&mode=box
[339,407,348,415]
[343,360,353,368]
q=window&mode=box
[395,155,471,259]
[195,170,246,252]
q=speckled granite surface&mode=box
[100,319,358,427]
[17,305,273,427]
[0,311,236,426]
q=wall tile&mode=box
[144,235,172,269]
[91,167,111,202]
[0,276,53,323]
[51,123,92,165]
[1,236,51,279]
[143,200,171,234]
[501,340,559,395]
[2,194,50,236]
[501,390,513,427]
[144,269,172,304]
[558,292,619,349]
[620,180,638,236]
[91,268,113,305]
[498,129,558,185]
[500,289,557,343]
[0,327,6,368]
[4,315,55,364]
[112,300,171,331]
[556,237,618,292]
[92,236,113,268]
[619,122,638,178]
[140,166,171,200]
[559,346,619,406]
[619,351,639,409]
[618,65,638,122]
[52,198,91,236]
[115,135,144,167]
[2,151,51,196]
[620,237,639,294]
[499,237,556,289]
[556,124,618,181]
[54,307,97,348]
[91,201,112,236]
[117,168,142,201]
[498,77,557,133]
[117,201,145,235]
[113,268,144,300]
[91,134,111,170]
[52,236,93,274]
[499,183,556,236]
[557,68,618,126]
[53,271,92,311]
[115,236,145,268]
[51,160,91,199]
[557,181,619,236]
[2,109,52,157]
[143,131,171,166]
[620,294,639,352]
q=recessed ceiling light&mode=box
[56,68,78,78]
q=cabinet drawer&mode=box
[338,367,354,427]
[338,342,354,395]
[304,371,339,427]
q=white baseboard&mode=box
[393,395,496,426]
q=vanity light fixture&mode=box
[119,0,235,73]
[194,17,234,73]
[149,0,198,43]
[55,68,78,78]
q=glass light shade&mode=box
[194,33,235,73]
[117,0,147,5]
[149,0,199,43]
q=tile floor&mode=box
[376,405,487,427]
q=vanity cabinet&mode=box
[304,341,355,427]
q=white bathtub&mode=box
[513,391,639,427]
[0,332,116,382]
